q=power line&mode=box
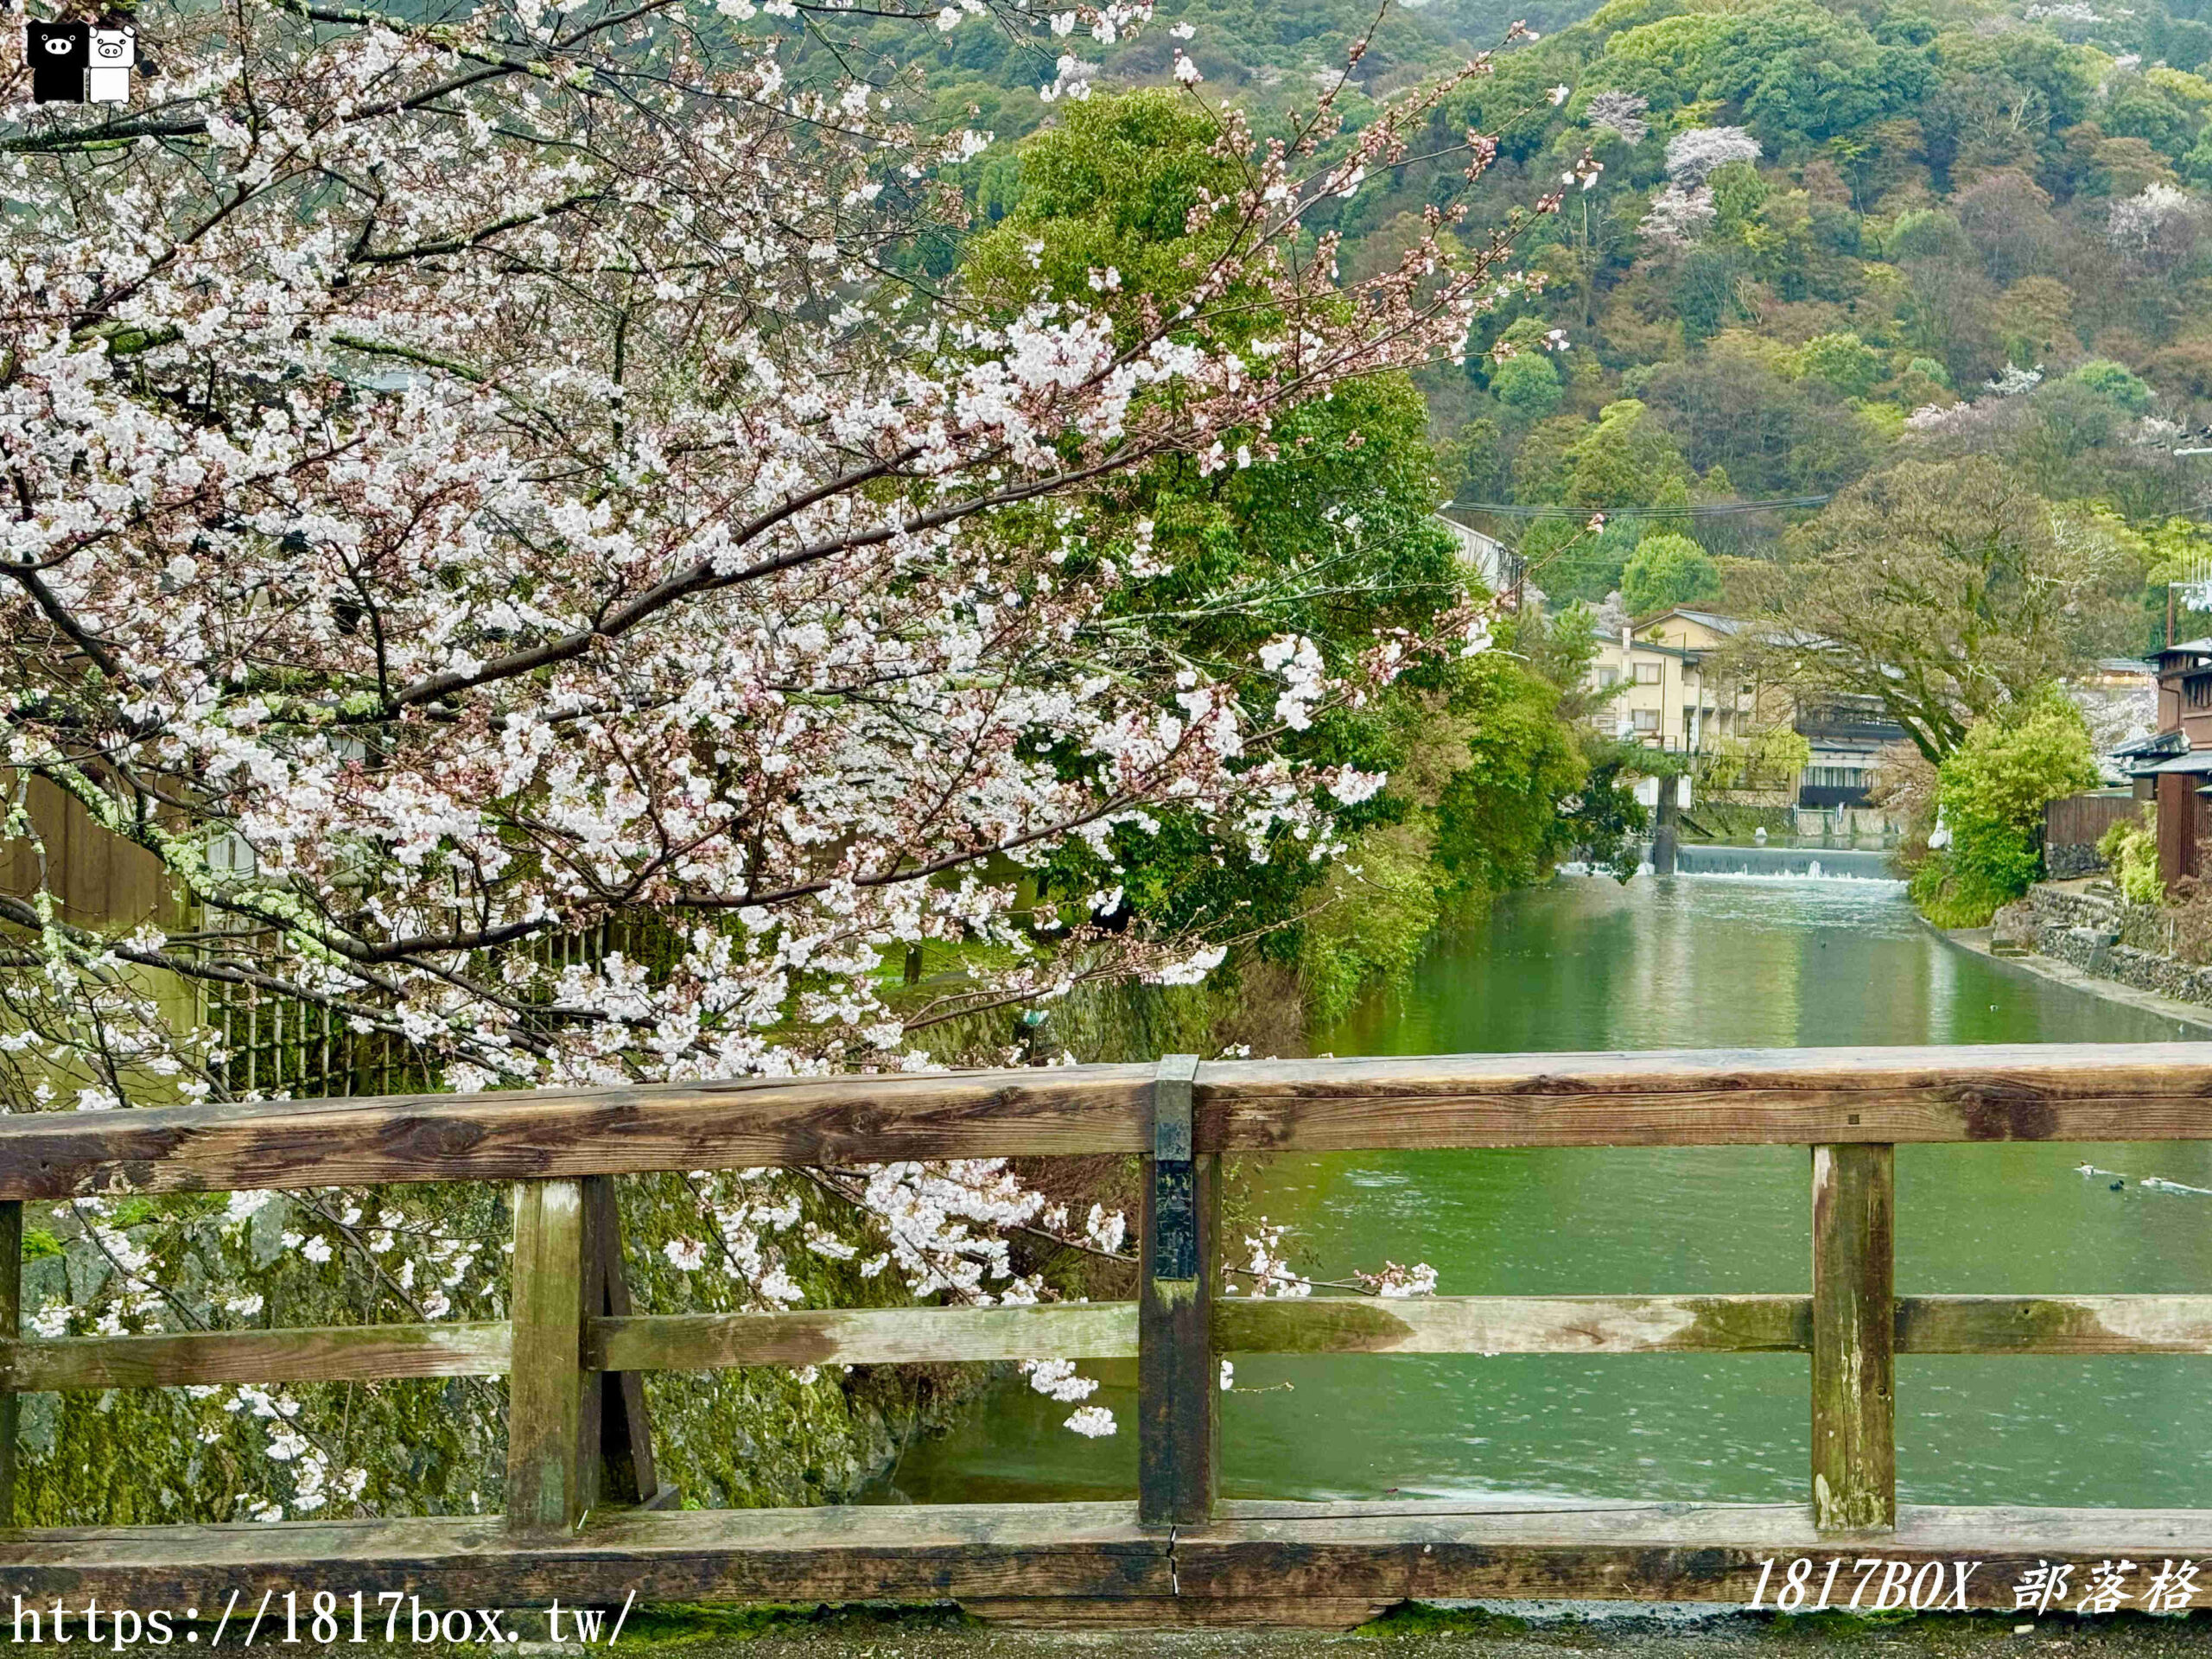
[1444,494,1834,519]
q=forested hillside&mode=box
[885,0,2212,636]
[1417,0,2212,613]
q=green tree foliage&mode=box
[1559,400,1692,510]
[1437,417,1504,504]
[1640,342,1879,497]
[1696,727,1813,793]
[1491,352,1566,420]
[962,92,1238,335]
[2068,359,2156,412]
[1911,690,2101,925]
[1622,531,1724,615]
[1378,0,2212,615]
[1432,654,1592,899]
[1561,742,1655,880]
[907,0,2212,963]
[957,90,1604,1021]
[1791,332,1888,398]
[1295,821,1444,1027]
[959,94,1459,956]
[1300,606,1617,1013]
[1520,514,1647,604]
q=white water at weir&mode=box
[1667,843,1900,880]
[1560,848,1904,882]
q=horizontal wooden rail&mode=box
[1216,1294,1808,1354]
[5,1042,2212,1198]
[13,1293,2212,1394]
[590,1302,1140,1370]
[2,1499,2210,1610]
[1215,1291,2212,1357]
[0,1322,512,1391]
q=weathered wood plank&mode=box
[1812,1144,1894,1534]
[0,1501,1171,1604]
[1897,1294,2212,1354]
[1139,1054,1216,1530]
[1214,1294,1810,1355]
[5,1290,2190,1398]
[2,1502,2211,1610]
[1200,1043,2212,1151]
[960,1597,1395,1629]
[1217,1293,2212,1357]
[1174,1500,2212,1605]
[0,1323,512,1391]
[0,1067,1155,1199]
[593,1302,1139,1372]
[11,1045,2212,1200]
[590,1292,2212,1367]
[505,1179,595,1538]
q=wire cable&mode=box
[1444,495,1833,519]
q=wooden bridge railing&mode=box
[3,1042,2212,1624]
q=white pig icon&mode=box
[87,24,133,103]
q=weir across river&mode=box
[1668,844,1898,880]
[2,1046,2212,1625]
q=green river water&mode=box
[871,871,2212,1511]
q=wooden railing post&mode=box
[582,1175,670,1509]
[505,1179,597,1536]
[0,1199,21,1526]
[1138,1053,1216,1530]
[1811,1143,1894,1533]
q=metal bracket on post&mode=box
[1139,1052,1215,1532]
[1150,1057,1198,1280]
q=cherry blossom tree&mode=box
[1662,124,1762,186]
[2107,181,2204,273]
[1584,91,1649,147]
[1640,125,1760,250]
[2,0,1556,1510]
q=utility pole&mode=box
[1650,777,1680,876]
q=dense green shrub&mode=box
[2100,804,2164,905]
[1910,690,2100,925]
[1790,331,1886,398]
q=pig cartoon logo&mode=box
[23,19,128,103]
[27,20,87,102]
[86,23,133,103]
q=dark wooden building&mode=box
[2118,639,2212,883]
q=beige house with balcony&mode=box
[1588,608,1764,753]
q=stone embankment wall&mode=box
[2042,793,2139,880]
[1993,884,2212,1007]
[2045,841,2110,879]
